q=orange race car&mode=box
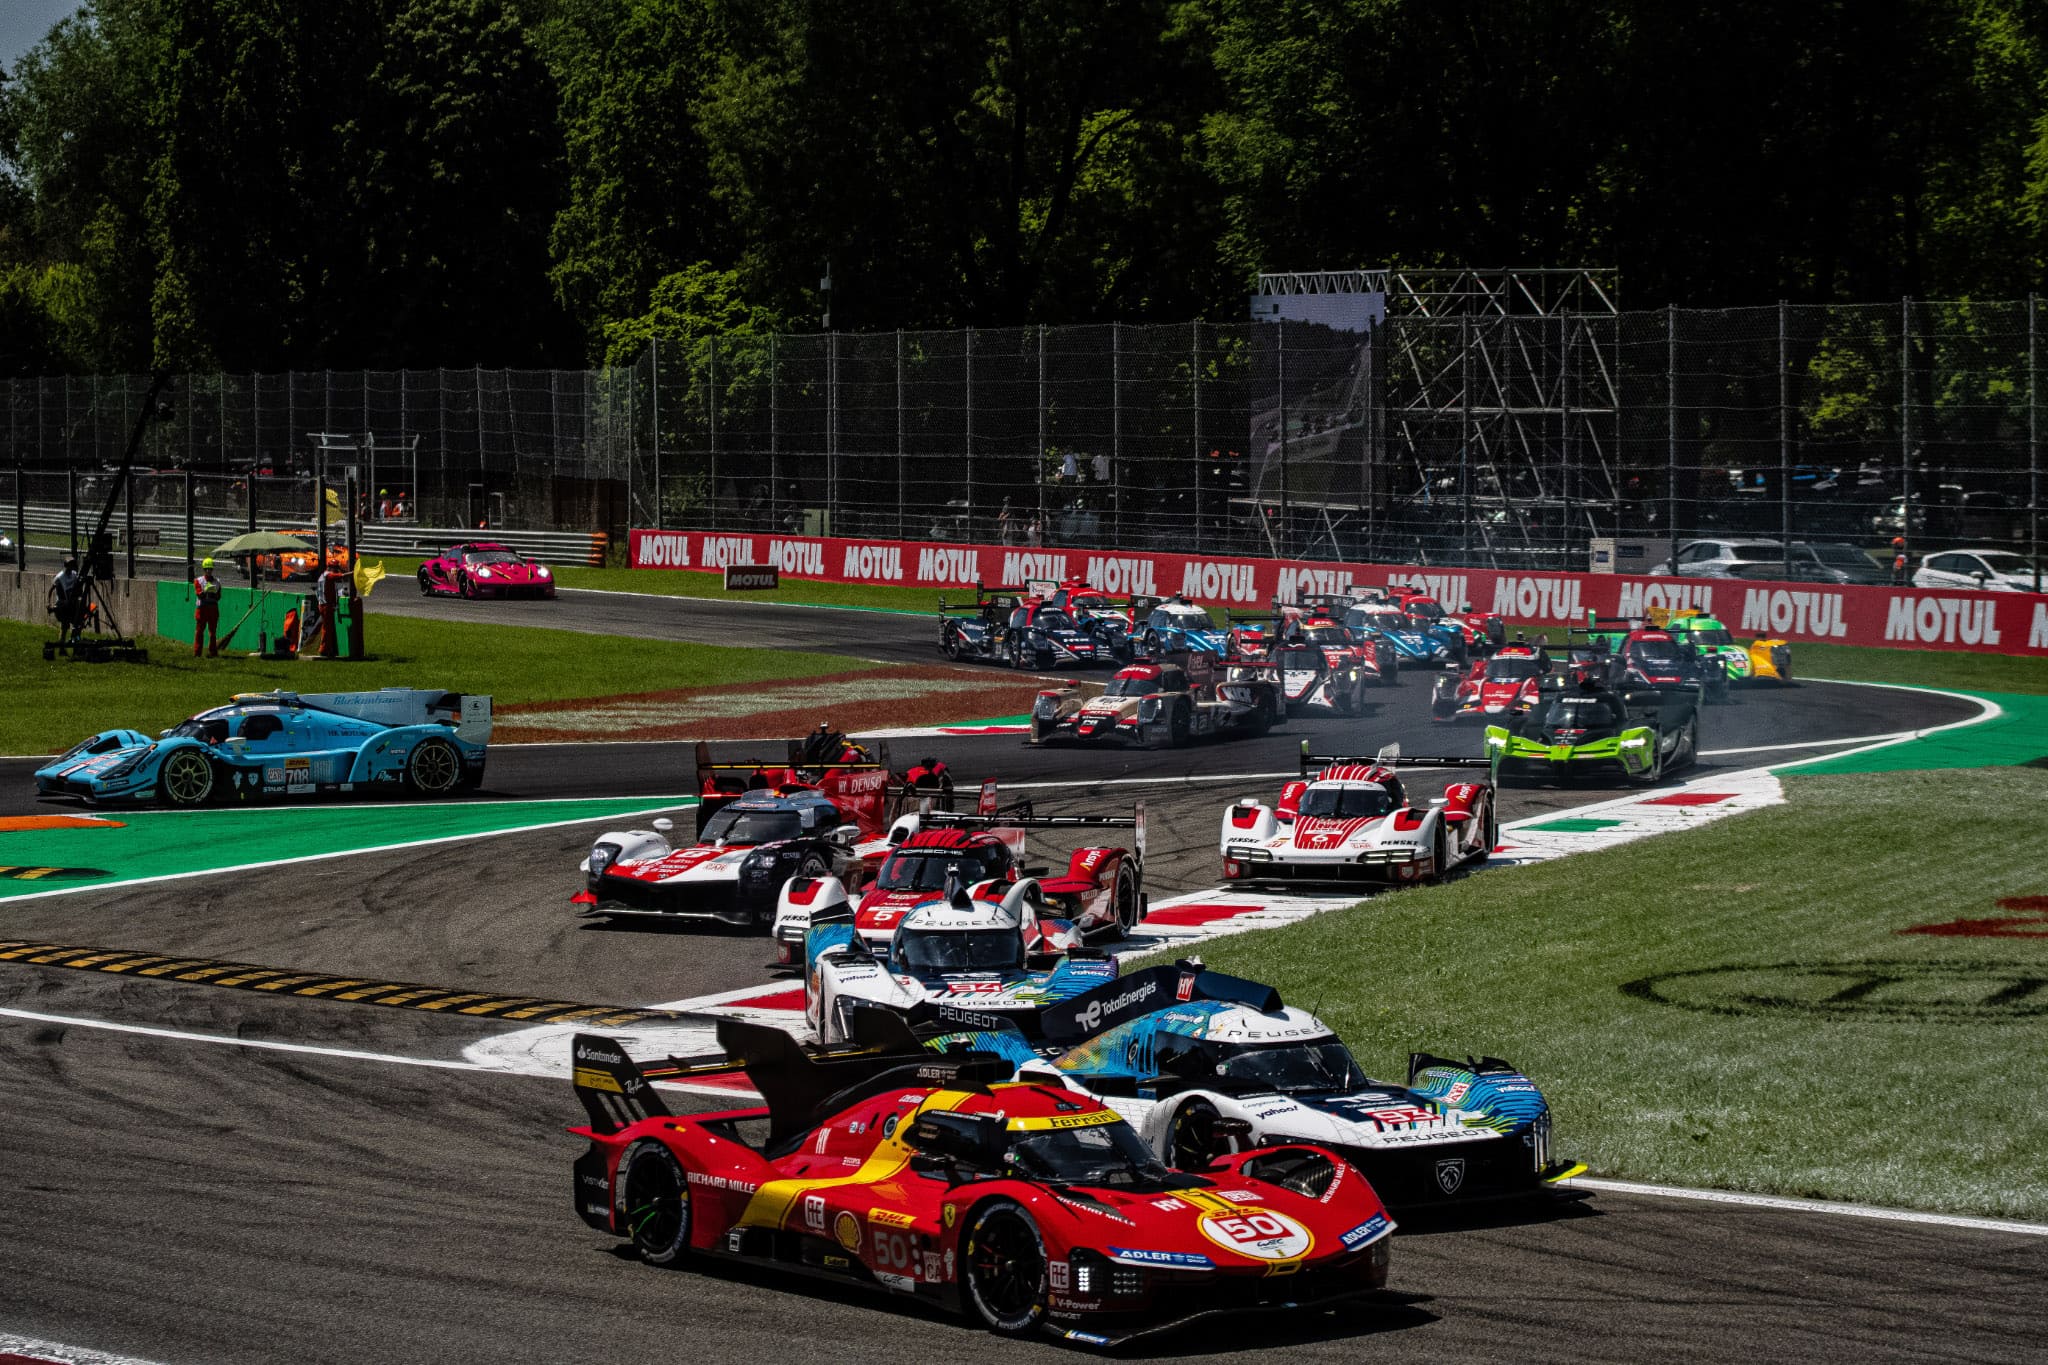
[251,530,355,581]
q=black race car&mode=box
[939,584,1123,669]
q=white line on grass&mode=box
[1561,1176,2048,1238]
[0,798,695,905]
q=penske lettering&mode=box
[1740,588,1848,638]
[1490,575,1582,622]
[1883,595,2001,646]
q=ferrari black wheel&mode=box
[158,749,217,808]
[1170,1098,1225,1169]
[962,1200,1048,1336]
[405,737,463,797]
[617,1140,691,1266]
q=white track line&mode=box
[1561,1176,2048,1237]
[0,798,696,905]
[0,1330,169,1365]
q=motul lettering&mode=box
[768,540,824,575]
[638,532,691,567]
[917,547,982,584]
[1618,581,1714,617]
[1400,573,1471,611]
[840,544,902,580]
[1275,567,1355,604]
[1085,556,1157,596]
[1180,561,1258,603]
[1884,595,2001,645]
[1740,588,1847,638]
[2033,602,2048,649]
[702,536,757,568]
[1004,552,1069,582]
[1489,576,1582,622]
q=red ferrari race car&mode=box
[417,540,557,599]
[1220,743,1499,885]
[567,1013,1397,1346]
[572,732,924,929]
[791,791,1148,962]
[1430,639,1552,722]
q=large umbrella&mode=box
[212,530,314,555]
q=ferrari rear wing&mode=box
[1299,740,1498,775]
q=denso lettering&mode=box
[1180,560,1258,603]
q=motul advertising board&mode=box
[629,528,2048,657]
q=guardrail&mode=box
[11,506,608,566]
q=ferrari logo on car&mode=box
[1435,1158,1466,1195]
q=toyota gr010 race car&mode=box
[1219,743,1498,885]
[1030,655,1282,748]
[37,688,490,807]
[566,1016,1395,1345]
[976,965,1582,1210]
[769,790,1149,966]
[801,875,1123,1044]
[938,584,1126,669]
[1653,608,1792,685]
[1574,617,1730,704]
[1483,677,1700,784]
[1430,640,1551,721]
[416,540,557,598]
[572,736,915,928]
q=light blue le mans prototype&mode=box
[36,688,491,808]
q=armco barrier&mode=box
[14,505,608,567]
[629,528,2048,658]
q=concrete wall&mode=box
[2,572,159,639]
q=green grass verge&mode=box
[0,617,866,755]
[1154,768,2048,1220]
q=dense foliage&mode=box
[2,0,2046,374]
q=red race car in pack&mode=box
[1429,638,1551,722]
[417,540,557,599]
[571,733,918,929]
[1386,583,1505,656]
[790,789,1149,961]
[566,1006,1396,1346]
[1031,655,1282,747]
[1220,742,1499,885]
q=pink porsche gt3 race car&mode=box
[417,541,557,599]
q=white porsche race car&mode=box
[1220,743,1499,885]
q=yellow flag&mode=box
[352,558,386,599]
[322,487,344,526]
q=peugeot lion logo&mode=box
[1434,1158,1466,1196]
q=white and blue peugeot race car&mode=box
[35,688,491,808]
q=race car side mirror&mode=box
[831,823,861,843]
[652,818,674,833]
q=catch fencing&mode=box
[4,300,2043,575]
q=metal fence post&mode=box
[124,454,136,578]
[1666,305,1678,558]
[1779,299,1791,577]
[1038,325,1048,546]
[14,463,25,570]
[2032,294,2041,593]
[1459,314,1471,563]
[896,330,906,541]
[1900,298,1913,570]
[708,335,719,529]
[1190,321,1202,553]
[963,328,974,542]
[1111,321,1122,548]
[769,334,780,533]
[651,339,662,529]
[473,365,485,527]
[828,329,840,534]
[68,467,78,556]
[1277,319,1290,559]
[185,468,195,583]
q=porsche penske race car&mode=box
[1483,677,1700,783]
[938,584,1123,669]
[1219,744,1498,885]
[1655,608,1793,685]
[36,688,491,807]
[802,876,1123,1044]
[566,1016,1395,1345]
[416,540,557,598]
[572,737,913,928]
[1002,969,1581,1210]
[1029,655,1281,748]
[1342,599,1462,668]
[1430,640,1550,722]
[1573,617,1730,704]
[770,792,1150,966]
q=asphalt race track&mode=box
[5,584,2041,1363]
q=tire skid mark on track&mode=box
[0,939,695,1029]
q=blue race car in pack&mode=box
[35,688,491,808]
[1133,596,1232,659]
[1344,598,1464,667]
[799,872,1120,1045]
[945,964,1582,1209]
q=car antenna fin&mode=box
[1375,742,1402,763]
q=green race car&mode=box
[1483,677,1700,784]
